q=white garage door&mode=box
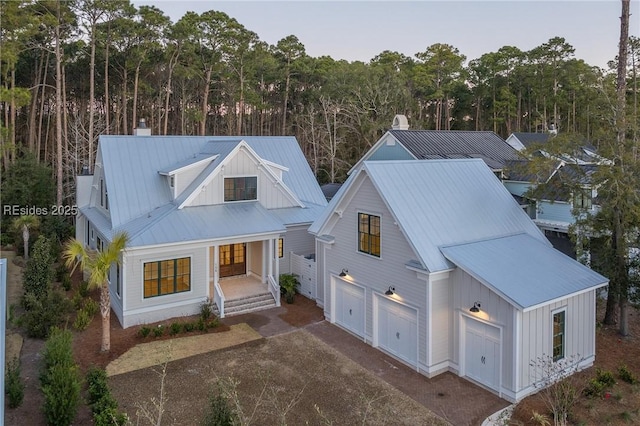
[375,296,418,366]
[334,280,365,338]
[465,318,500,392]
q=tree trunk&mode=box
[100,282,111,352]
[22,227,29,261]
[200,67,212,136]
[132,62,140,132]
[55,3,64,206]
[89,23,96,170]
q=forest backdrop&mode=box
[1,0,639,206]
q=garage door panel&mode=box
[376,297,418,366]
[465,318,500,392]
[334,281,365,338]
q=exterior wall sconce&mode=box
[339,269,348,277]
[385,286,395,296]
[469,302,481,313]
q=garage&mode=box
[333,279,365,338]
[464,317,501,392]
[374,296,418,366]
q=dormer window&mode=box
[224,177,257,202]
[170,176,175,188]
[100,179,108,210]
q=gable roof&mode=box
[93,135,326,247]
[441,233,608,310]
[311,159,548,272]
[510,132,552,148]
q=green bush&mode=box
[138,326,151,338]
[22,235,54,301]
[596,368,616,387]
[201,387,238,426]
[72,292,84,310]
[78,280,90,297]
[40,327,81,426]
[20,290,74,338]
[5,358,24,408]
[584,368,617,398]
[86,367,129,425]
[56,264,68,282]
[618,364,638,384]
[184,322,195,332]
[61,273,72,291]
[83,298,99,317]
[200,300,213,321]
[41,364,81,426]
[73,309,92,331]
[170,322,183,335]
[279,273,300,304]
[152,325,164,338]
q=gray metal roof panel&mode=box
[269,203,328,226]
[157,153,217,175]
[441,233,608,309]
[511,132,552,147]
[98,135,326,230]
[128,202,286,247]
[363,159,548,272]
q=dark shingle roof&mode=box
[512,132,552,147]
[389,130,522,170]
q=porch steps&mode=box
[214,292,277,317]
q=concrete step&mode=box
[225,292,273,308]
[213,292,277,317]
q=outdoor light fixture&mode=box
[469,302,481,313]
[339,269,348,277]
[385,286,395,296]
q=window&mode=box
[573,191,592,209]
[96,237,102,251]
[553,310,566,361]
[224,177,257,202]
[358,213,381,257]
[115,264,121,297]
[170,176,175,188]
[86,220,90,245]
[143,257,191,298]
[277,238,284,258]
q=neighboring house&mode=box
[351,116,522,177]
[503,132,607,257]
[76,134,327,328]
[308,159,607,402]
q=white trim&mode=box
[523,287,605,312]
[551,306,568,362]
[372,292,419,370]
[330,274,366,341]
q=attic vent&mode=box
[391,114,409,130]
[134,118,152,136]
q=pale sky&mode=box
[131,1,640,69]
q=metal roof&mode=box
[95,135,326,247]
[127,202,286,247]
[441,233,608,310]
[511,132,551,148]
[357,159,548,272]
[388,130,522,170]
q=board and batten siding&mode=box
[119,243,209,328]
[190,148,297,209]
[518,290,596,395]
[174,161,210,196]
[451,268,516,394]
[248,241,262,278]
[321,177,429,367]
[430,274,452,369]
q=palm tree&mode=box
[63,232,128,352]
[11,215,39,260]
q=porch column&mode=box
[213,245,219,286]
[267,237,274,278]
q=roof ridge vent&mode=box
[391,114,409,130]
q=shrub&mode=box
[183,322,195,332]
[201,386,238,426]
[152,325,164,338]
[72,292,84,310]
[279,273,300,304]
[78,280,90,297]
[55,264,68,282]
[20,290,74,338]
[22,235,54,302]
[618,364,638,384]
[207,317,220,329]
[83,298,99,317]
[86,367,129,426]
[5,358,24,408]
[584,378,607,398]
[40,327,81,426]
[596,368,616,387]
[200,300,213,321]
[73,309,92,331]
[61,273,72,291]
[169,322,182,336]
[138,326,151,338]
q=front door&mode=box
[219,244,246,277]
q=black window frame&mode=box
[143,257,191,298]
[224,176,257,202]
[358,212,381,257]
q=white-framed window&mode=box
[277,238,284,258]
[552,308,567,362]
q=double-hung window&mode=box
[553,310,566,361]
[224,177,257,202]
[358,213,381,257]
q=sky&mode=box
[130,1,640,69]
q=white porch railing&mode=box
[214,281,226,318]
[267,275,281,307]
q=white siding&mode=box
[279,225,314,274]
[190,148,297,209]
[321,177,429,366]
[119,243,209,328]
[175,161,210,197]
[248,241,262,278]
[519,290,596,391]
[451,268,516,394]
[430,275,452,366]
